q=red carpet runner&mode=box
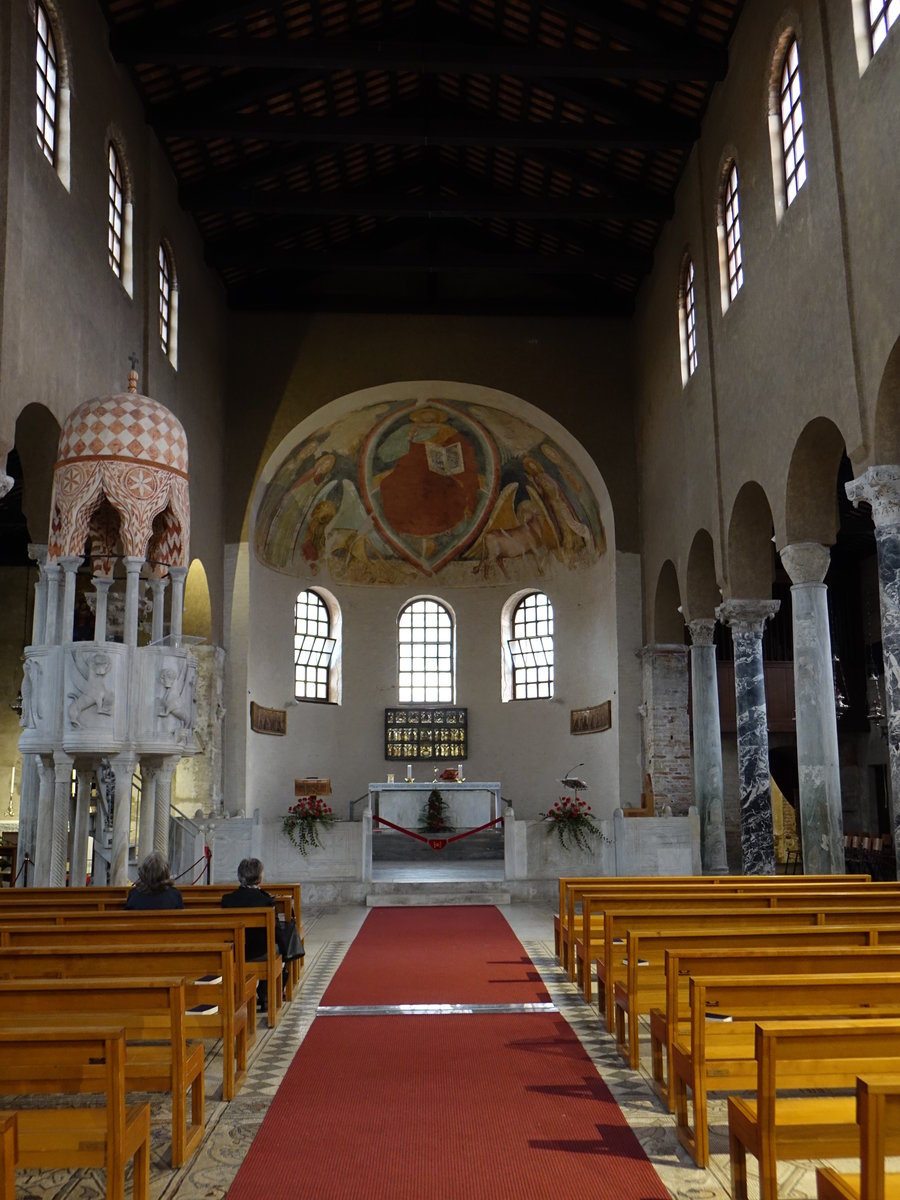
[226,906,671,1200]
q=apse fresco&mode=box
[254,399,605,585]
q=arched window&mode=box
[720,161,744,308]
[294,590,336,702]
[35,3,58,166]
[108,143,124,278]
[158,241,178,367]
[869,0,898,56]
[679,256,698,384]
[780,38,806,207]
[509,592,554,700]
[398,598,454,703]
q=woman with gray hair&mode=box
[125,850,184,909]
[222,857,279,1010]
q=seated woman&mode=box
[125,850,184,909]
[221,857,281,1010]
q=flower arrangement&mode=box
[539,795,601,853]
[282,794,336,856]
[419,788,455,834]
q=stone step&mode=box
[372,830,503,862]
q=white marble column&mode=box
[138,762,157,859]
[154,760,177,856]
[688,618,729,873]
[109,755,137,884]
[846,465,900,871]
[14,754,40,885]
[780,542,845,874]
[168,566,188,640]
[70,767,94,886]
[32,755,56,885]
[44,563,63,646]
[92,574,114,642]
[149,575,169,644]
[28,544,48,645]
[122,557,144,647]
[716,598,780,874]
[49,750,74,886]
[59,555,82,643]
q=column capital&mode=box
[27,544,48,567]
[716,598,780,637]
[688,618,717,647]
[846,465,900,530]
[780,542,831,586]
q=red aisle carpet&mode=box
[226,906,671,1200]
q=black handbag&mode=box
[275,916,305,961]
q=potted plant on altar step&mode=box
[419,788,455,834]
[283,794,336,855]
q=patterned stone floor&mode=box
[5,903,851,1200]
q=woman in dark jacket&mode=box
[222,857,278,1009]
[125,851,184,909]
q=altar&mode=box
[368,781,502,830]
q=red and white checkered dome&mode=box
[56,391,188,475]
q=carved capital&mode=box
[688,618,717,647]
[846,465,900,530]
[779,542,831,586]
[716,598,780,639]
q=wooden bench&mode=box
[612,925,893,1071]
[672,972,900,1168]
[0,940,248,1101]
[646,938,900,1105]
[556,875,873,973]
[728,1022,900,1200]
[0,1024,150,1200]
[0,1115,15,1200]
[0,976,203,1168]
[817,1075,900,1200]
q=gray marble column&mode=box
[109,755,137,884]
[688,619,729,873]
[49,750,73,886]
[70,767,93,886]
[32,755,55,885]
[780,542,845,874]
[154,760,177,856]
[59,555,82,643]
[716,598,780,874]
[168,566,188,640]
[122,557,144,647]
[92,574,114,642]
[149,575,169,644]
[846,465,900,871]
[138,762,157,859]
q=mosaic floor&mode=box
[5,903,855,1200]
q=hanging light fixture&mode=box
[833,655,850,719]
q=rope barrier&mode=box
[12,854,32,887]
[372,814,503,850]
[172,846,212,885]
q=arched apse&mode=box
[183,559,212,639]
[784,418,847,546]
[727,482,776,598]
[653,560,684,642]
[686,529,721,621]
[873,334,900,463]
[14,404,61,545]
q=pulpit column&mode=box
[92,574,114,642]
[687,619,728,873]
[60,555,82,643]
[109,756,137,884]
[44,563,63,646]
[780,542,845,873]
[122,557,144,647]
[149,575,169,644]
[32,755,55,885]
[716,599,780,874]
[49,750,74,886]
[28,544,48,644]
[154,761,177,856]
[846,465,900,871]
[168,566,188,639]
[70,767,94,886]
[138,763,157,859]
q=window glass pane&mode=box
[159,244,171,355]
[398,599,453,702]
[781,40,807,207]
[294,591,333,701]
[510,593,554,699]
[723,163,744,302]
[108,144,124,277]
[684,259,698,377]
[35,3,58,166]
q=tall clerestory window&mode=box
[721,161,744,307]
[780,38,807,207]
[108,143,124,278]
[294,590,336,701]
[398,598,454,703]
[158,241,178,368]
[35,2,58,166]
[870,0,899,53]
[509,592,554,700]
[679,256,698,385]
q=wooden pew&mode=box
[646,939,900,1105]
[728,1022,900,1200]
[817,1075,900,1200]
[0,940,248,1101]
[672,972,900,1168]
[577,887,900,996]
[556,875,873,973]
[612,925,895,1071]
[0,976,203,1168]
[0,1024,150,1200]
[0,1115,15,1200]
[0,906,282,1027]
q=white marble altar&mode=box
[368,781,502,829]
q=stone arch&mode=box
[183,559,212,639]
[653,560,684,643]
[685,529,721,620]
[873,334,900,463]
[784,417,847,546]
[727,482,776,597]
